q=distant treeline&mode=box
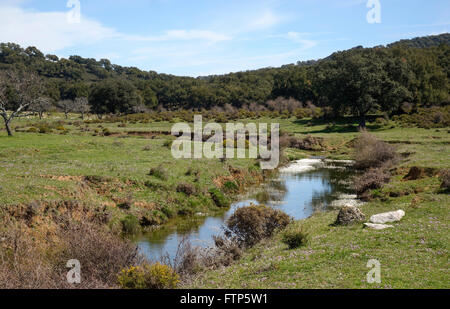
[0,33,449,125]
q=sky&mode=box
[0,0,449,77]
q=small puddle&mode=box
[136,158,357,261]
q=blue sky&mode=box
[0,0,449,76]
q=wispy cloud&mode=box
[0,3,232,54]
[0,4,118,52]
[124,30,232,43]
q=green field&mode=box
[0,114,449,288]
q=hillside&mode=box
[0,34,449,115]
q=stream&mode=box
[136,158,358,261]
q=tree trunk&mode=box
[65,112,68,119]
[358,114,367,130]
[5,120,12,136]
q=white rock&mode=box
[364,223,394,230]
[370,210,405,224]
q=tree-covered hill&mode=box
[0,33,449,120]
[388,33,450,48]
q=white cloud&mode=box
[0,4,118,53]
[124,30,232,43]
[285,31,318,50]
[246,10,283,31]
[0,3,232,54]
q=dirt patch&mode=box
[403,166,437,180]
[40,175,84,182]
[213,167,263,191]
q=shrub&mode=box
[83,175,113,186]
[27,127,38,133]
[223,181,239,192]
[149,165,169,181]
[206,235,243,267]
[354,132,397,170]
[226,205,291,247]
[163,140,172,148]
[177,205,195,216]
[281,226,309,249]
[209,188,230,208]
[279,134,324,150]
[440,169,450,191]
[176,182,196,196]
[140,211,168,227]
[354,168,391,196]
[38,125,52,134]
[120,215,140,234]
[160,205,175,219]
[117,263,179,289]
[144,180,168,191]
[118,195,134,210]
[55,220,142,288]
[392,106,450,128]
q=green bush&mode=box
[139,210,168,227]
[148,165,169,181]
[176,182,196,196]
[282,226,310,249]
[223,181,239,192]
[160,205,175,219]
[393,106,450,128]
[38,125,52,134]
[117,263,179,289]
[226,205,291,247]
[209,188,230,208]
[144,180,168,191]
[120,215,140,234]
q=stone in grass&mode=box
[335,206,366,226]
[370,210,405,224]
[364,223,394,230]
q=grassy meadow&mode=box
[0,113,449,288]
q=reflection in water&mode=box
[137,160,355,261]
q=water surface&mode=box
[137,159,355,261]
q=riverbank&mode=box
[188,126,450,289]
[0,115,448,288]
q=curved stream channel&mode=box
[136,158,358,261]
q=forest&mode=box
[0,33,449,129]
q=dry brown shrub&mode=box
[176,182,196,196]
[225,205,291,247]
[54,220,143,288]
[0,221,57,289]
[354,168,391,197]
[354,132,397,170]
[440,169,450,191]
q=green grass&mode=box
[0,115,258,233]
[1,113,449,288]
[186,117,449,289]
[190,176,449,288]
